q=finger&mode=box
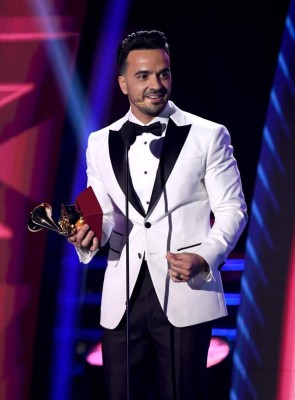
[169,269,185,282]
[167,256,183,270]
[89,237,99,252]
[68,225,90,248]
[67,234,77,244]
[166,251,178,260]
[75,225,91,243]
[80,230,95,250]
[76,224,90,239]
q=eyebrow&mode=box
[134,67,171,77]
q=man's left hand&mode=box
[166,251,210,282]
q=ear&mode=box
[118,75,128,95]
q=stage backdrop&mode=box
[0,1,88,399]
[231,0,295,398]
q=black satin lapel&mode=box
[109,130,125,194]
[147,119,191,216]
[109,130,146,217]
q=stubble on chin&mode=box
[134,99,167,117]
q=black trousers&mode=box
[102,261,212,400]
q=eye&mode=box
[160,71,171,79]
[137,72,148,80]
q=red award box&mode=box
[75,186,103,242]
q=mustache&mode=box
[144,89,167,96]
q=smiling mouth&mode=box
[147,94,162,99]
[145,93,165,103]
[135,93,166,107]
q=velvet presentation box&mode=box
[75,186,103,242]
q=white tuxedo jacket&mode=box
[80,101,247,329]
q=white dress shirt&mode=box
[127,117,168,213]
[127,103,173,213]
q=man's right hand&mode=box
[67,224,99,252]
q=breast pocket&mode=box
[180,155,203,166]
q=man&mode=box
[68,30,247,400]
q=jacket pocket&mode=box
[177,243,201,252]
[179,155,203,166]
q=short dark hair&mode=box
[117,30,170,74]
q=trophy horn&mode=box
[28,203,63,234]
[27,187,103,239]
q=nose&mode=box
[149,74,162,90]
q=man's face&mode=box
[118,49,172,123]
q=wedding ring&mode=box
[176,273,182,280]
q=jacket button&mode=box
[144,222,151,228]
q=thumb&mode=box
[166,251,178,259]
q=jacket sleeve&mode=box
[195,125,248,272]
[76,132,115,264]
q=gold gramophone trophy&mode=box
[28,186,102,239]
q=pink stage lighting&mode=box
[86,337,231,368]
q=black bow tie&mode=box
[121,120,163,147]
[132,121,163,137]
